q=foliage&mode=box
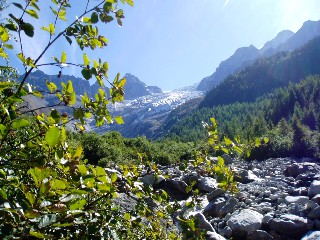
[68,131,196,166]
[0,0,184,239]
[0,1,242,239]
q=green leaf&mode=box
[28,167,52,186]
[13,2,23,10]
[126,0,134,7]
[41,23,55,35]
[78,165,87,175]
[185,201,195,208]
[70,199,86,210]
[91,12,99,24]
[84,178,95,188]
[224,137,233,146]
[58,10,67,21]
[45,126,61,147]
[40,181,51,197]
[81,68,92,80]
[0,189,7,200]
[263,137,269,144]
[96,166,106,177]
[51,179,66,190]
[46,81,57,92]
[111,172,117,183]
[65,35,72,45]
[12,118,31,129]
[30,230,45,238]
[118,78,126,88]
[83,53,90,66]
[26,9,39,19]
[217,156,225,166]
[124,212,131,220]
[60,51,67,63]
[21,23,34,37]
[255,138,261,147]
[114,116,124,125]
[0,124,8,136]
[25,209,41,219]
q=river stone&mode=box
[198,177,218,193]
[205,231,226,240]
[308,180,320,198]
[285,196,309,205]
[220,226,232,239]
[301,231,320,240]
[284,164,300,178]
[246,230,274,240]
[308,206,320,219]
[181,171,199,185]
[218,197,238,218]
[203,197,227,217]
[193,212,214,232]
[312,194,320,205]
[207,188,225,202]
[234,169,260,184]
[269,214,313,238]
[227,209,263,237]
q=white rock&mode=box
[301,231,320,240]
[309,180,320,198]
[227,209,263,235]
[285,196,309,205]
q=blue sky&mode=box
[4,0,320,90]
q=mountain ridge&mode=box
[197,20,320,91]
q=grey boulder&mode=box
[227,209,263,237]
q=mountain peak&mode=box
[260,30,294,53]
[123,73,162,100]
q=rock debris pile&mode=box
[142,157,320,240]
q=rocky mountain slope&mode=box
[197,20,320,92]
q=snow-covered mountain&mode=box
[88,89,204,138]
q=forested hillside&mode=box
[164,75,320,159]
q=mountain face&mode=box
[260,30,294,54]
[200,36,320,108]
[197,20,320,92]
[123,73,162,100]
[196,45,259,91]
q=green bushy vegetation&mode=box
[68,131,196,166]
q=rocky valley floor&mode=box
[117,157,320,240]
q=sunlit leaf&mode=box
[124,212,131,220]
[60,51,67,63]
[26,9,39,19]
[83,53,90,66]
[12,118,30,129]
[70,199,86,210]
[45,126,61,147]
